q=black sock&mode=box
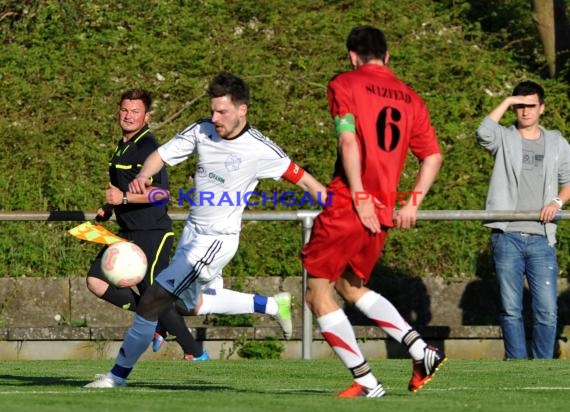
[101,286,139,312]
[402,329,421,350]
[159,306,202,356]
[155,324,168,338]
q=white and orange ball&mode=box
[101,241,147,288]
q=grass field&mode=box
[0,359,569,411]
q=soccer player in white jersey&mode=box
[153,275,296,356]
[84,72,327,388]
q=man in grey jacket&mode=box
[477,80,570,359]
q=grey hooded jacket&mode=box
[477,116,570,245]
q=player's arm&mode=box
[106,183,170,205]
[282,162,327,204]
[336,114,381,234]
[129,150,165,194]
[106,182,170,205]
[395,152,442,229]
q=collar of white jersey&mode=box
[219,122,251,141]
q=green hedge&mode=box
[1,0,569,279]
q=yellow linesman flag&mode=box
[67,222,126,245]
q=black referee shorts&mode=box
[88,229,174,294]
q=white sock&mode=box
[196,288,278,316]
[355,291,426,360]
[318,309,378,389]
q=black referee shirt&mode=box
[109,124,172,231]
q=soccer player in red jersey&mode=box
[301,25,446,398]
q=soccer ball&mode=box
[101,241,147,288]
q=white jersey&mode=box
[158,119,291,234]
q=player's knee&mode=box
[137,283,176,321]
[304,285,323,313]
[334,272,363,303]
[174,300,196,316]
[86,275,107,298]
[335,284,361,306]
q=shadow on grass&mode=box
[0,374,231,391]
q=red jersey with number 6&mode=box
[327,64,440,227]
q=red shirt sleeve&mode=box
[327,74,354,120]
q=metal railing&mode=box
[1,209,568,359]
[3,209,568,222]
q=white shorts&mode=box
[156,221,239,311]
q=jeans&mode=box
[491,232,558,359]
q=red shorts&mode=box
[301,202,388,283]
